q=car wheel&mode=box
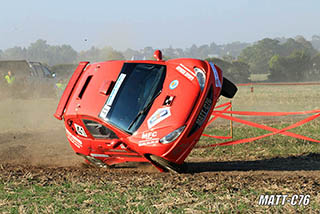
[149,155,185,173]
[220,77,238,98]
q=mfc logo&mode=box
[142,131,157,140]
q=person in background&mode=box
[55,78,66,98]
[5,70,15,86]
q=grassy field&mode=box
[0,84,320,213]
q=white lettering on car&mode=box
[141,131,157,139]
[176,64,195,81]
[138,139,159,146]
[107,73,126,106]
[99,73,126,121]
[66,128,82,148]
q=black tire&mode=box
[220,77,238,98]
[149,155,185,173]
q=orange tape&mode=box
[214,109,320,116]
[199,102,320,148]
[237,82,320,86]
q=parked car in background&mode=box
[0,60,56,97]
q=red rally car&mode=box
[54,50,237,172]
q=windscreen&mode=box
[101,63,166,134]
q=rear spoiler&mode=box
[54,61,89,120]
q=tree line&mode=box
[1,35,320,83]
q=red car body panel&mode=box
[54,54,224,171]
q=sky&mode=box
[1,0,320,51]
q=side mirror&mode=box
[153,50,162,61]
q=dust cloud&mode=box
[0,96,82,167]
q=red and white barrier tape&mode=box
[198,102,320,148]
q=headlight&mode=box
[194,67,206,91]
[159,125,186,144]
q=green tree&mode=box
[105,48,125,60]
[206,57,233,72]
[123,48,143,60]
[26,39,77,65]
[78,46,102,62]
[311,35,320,50]
[310,53,320,80]
[238,38,281,74]
[281,37,317,57]
[228,61,250,83]
[2,47,27,60]
[206,57,250,83]
[269,50,311,82]
[27,39,51,63]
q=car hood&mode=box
[69,60,202,141]
[132,61,201,141]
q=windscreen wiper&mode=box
[128,90,162,131]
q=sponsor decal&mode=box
[138,139,159,146]
[180,64,196,76]
[99,105,111,120]
[74,123,87,137]
[147,107,171,128]
[139,131,158,146]
[99,73,126,120]
[106,73,126,106]
[141,131,157,139]
[176,64,195,81]
[209,62,222,88]
[169,80,179,90]
[163,95,175,106]
[66,128,82,148]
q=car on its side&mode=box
[54,50,237,172]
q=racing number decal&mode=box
[74,123,87,137]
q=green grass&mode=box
[192,120,320,161]
[1,174,319,213]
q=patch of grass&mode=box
[192,120,320,161]
[1,180,318,213]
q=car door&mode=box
[82,119,120,153]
